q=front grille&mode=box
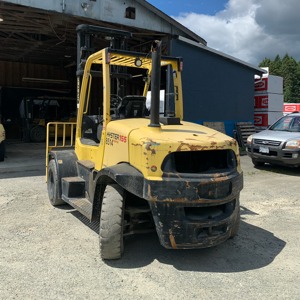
[161,149,237,175]
[254,139,281,146]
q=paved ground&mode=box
[0,142,299,299]
[0,141,45,179]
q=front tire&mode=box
[99,184,125,260]
[47,159,64,206]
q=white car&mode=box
[0,122,5,162]
[247,112,300,167]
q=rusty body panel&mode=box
[94,159,242,250]
[145,171,242,249]
[103,117,243,249]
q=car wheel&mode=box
[99,184,125,260]
[252,158,264,167]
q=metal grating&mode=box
[235,122,256,148]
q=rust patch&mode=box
[212,175,229,182]
[169,230,177,249]
[144,140,160,155]
[210,141,217,148]
[177,142,208,152]
[225,139,237,147]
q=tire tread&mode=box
[99,185,124,260]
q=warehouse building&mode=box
[0,0,264,139]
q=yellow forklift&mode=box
[20,96,76,142]
[46,25,243,260]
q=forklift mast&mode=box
[76,25,132,103]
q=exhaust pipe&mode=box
[149,40,161,128]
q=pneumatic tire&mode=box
[99,184,125,260]
[30,125,46,142]
[47,159,64,206]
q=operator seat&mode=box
[81,114,100,143]
[117,96,146,118]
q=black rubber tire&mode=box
[30,125,46,142]
[0,142,5,162]
[47,159,64,206]
[99,184,125,260]
[252,158,264,167]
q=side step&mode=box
[61,177,92,219]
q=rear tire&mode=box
[30,125,46,142]
[99,184,124,260]
[47,159,64,206]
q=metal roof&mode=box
[176,36,265,75]
[0,0,206,66]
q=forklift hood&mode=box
[105,118,240,180]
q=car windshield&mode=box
[269,115,300,132]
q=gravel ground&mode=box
[0,143,299,299]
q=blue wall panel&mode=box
[171,39,256,136]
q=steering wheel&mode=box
[110,94,122,109]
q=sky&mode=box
[147,0,300,66]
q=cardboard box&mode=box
[254,93,283,111]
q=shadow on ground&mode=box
[69,206,285,273]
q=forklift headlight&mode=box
[134,57,142,67]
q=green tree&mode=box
[258,54,300,103]
[270,55,282,76]
[259,58,272,69]
[281,54,298,102]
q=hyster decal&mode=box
[106,132,127,146]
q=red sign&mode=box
[283,103,300,112]
[255,78,268,92]
[254,113,268,126]
[254,95,268,109]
